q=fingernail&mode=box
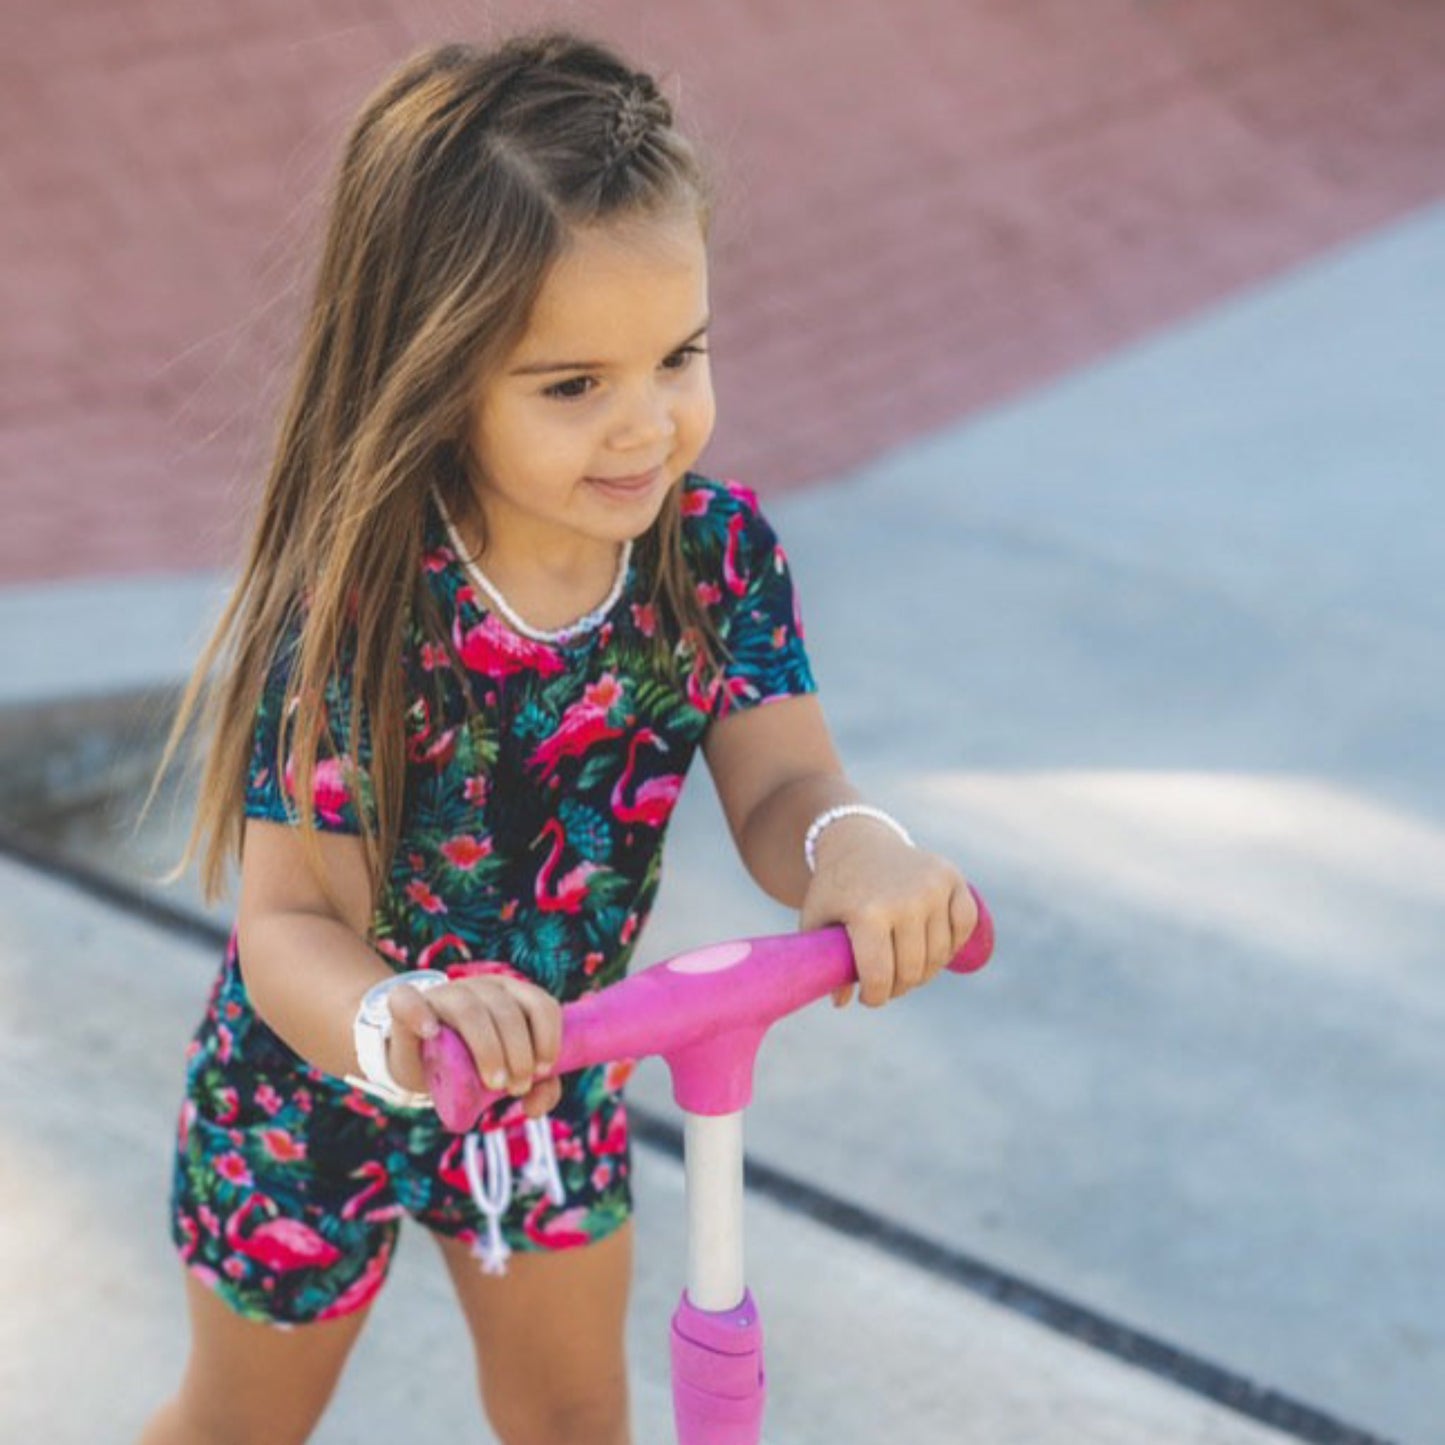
[420,1019,438,1039]
[487,1072,505,1089]
[536,1062,552,1077]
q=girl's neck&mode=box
[440,494,630,638]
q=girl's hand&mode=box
[385,974,564,1118]
[800,818,979,1009]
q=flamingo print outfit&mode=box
[169,474,816,1326]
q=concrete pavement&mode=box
[5,199,1442,1442]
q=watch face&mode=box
[360,972,445,1026]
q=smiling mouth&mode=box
[585,466,665,493]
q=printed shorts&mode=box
[168,1063,634,1329]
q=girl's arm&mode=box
[237,820,562,1109]
[236,819,395,1079]
[702,695,978,1008]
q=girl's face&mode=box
[464,207,715,567]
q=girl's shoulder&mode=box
[676,472,776,572]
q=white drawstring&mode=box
[463,1129,513,1276]
[463,1112,566,1276]
[521,1115,567,1206]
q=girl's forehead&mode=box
[515,211,709,358]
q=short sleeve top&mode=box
[192,473,816,1118]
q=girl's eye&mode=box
[542,376,594,401]
[540,346,708,402]
[662,344,708,371]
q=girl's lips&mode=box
[584,466,664,497]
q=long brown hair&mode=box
[147,30,721,911]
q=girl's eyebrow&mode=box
[509,317,711,376]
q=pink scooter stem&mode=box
[422,885,993,1131]
[419,885,992,1444]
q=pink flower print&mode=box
[199,1205,221,1237]
[177,1215,200,1261]
[454,605,565,679]
[773,626,787,650]
[282,755,353,828]
[294,1088,314,1115]
[440,834,493,870]
[213,1086,240,1125]
[178,1099,197,1148]
[215,1152,252,1188]
[587,675,623,710]
[405,880,447,915]
[343,1092,386,1122]
[223,1257,248,1281]
[464,775,488,806]
[631,602,658,637]
[375,938,410,967]
[592,1162,612,1192]
[588,1108,628,1158]
[681,487,711,517]
[224,1000,241,1021]
[423,548,450,573]
[217,1025,234,1066]
[696,581,722,607]
[500,900,519,922]
[584,951,605,977]
[620,912,639,945]
[420,640,449,668]
[255,1084,284,1117]
[554,1118,584,1162]
[604,1059,637,1091]
[261,1128,306,1163]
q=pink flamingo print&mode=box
[534,818,602,914]
[610,729,684,830]
[340,1161,402,1223]
[316,1236,394,1322]
[454,605,565,679]
[526,675,626,775]
[224,1194,343,1273]
[522,1196,593,1249]
[723,511,749,596]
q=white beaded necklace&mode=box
[434,491,632,647]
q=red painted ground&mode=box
[4,0,1444,583]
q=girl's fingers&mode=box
[522,1076,564,1119]
[924,900,955,983]
[892,914,928,998]
[848,912,895,1009]
[831,982,856,1009]
[386,982,441,1039]
[949,881,980,957]
[504,981,563,1077]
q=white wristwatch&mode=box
[344,970,449,1109]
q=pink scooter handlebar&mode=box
[422,885,993,1132]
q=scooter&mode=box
[422,886,994,1443]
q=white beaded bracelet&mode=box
[804,804,914,874]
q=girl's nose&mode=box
[610,382,676,451]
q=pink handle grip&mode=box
[422,886,993,1132]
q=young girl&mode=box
[138,29,978,1445]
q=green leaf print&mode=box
[558,800,613,862]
